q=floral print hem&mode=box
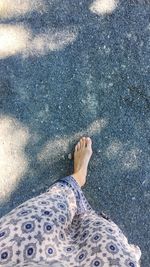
[0,175,141,266]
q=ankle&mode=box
[71,172,86,188]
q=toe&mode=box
[81,137,86,148]
[77,141,81,150]
[79,138,83,148]
[75,144,78,152]
[86,137,92,149]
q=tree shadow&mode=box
[0,0,149,265]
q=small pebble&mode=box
[68,153,72,159]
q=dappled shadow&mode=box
[105,139,142,170]
[37,119,108,163]
[0,116,108,204]
[0,24,78,58]
[0,0,80,59]
[0,0,150,265]
[0,0,121,59]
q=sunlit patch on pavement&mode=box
[0,24,78,59]
[0,0,47,19]
[0,115,30,202]
[89,0,118,15]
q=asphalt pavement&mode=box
[0,0,149,265]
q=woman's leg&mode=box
[45,174,93,228]
[44,136,94,226]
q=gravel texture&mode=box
[0,0,150,265]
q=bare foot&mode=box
[71,137,93,187]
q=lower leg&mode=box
[46,137,93,228]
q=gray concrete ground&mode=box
[0,0,150,265]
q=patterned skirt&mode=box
[0,175,141,267]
